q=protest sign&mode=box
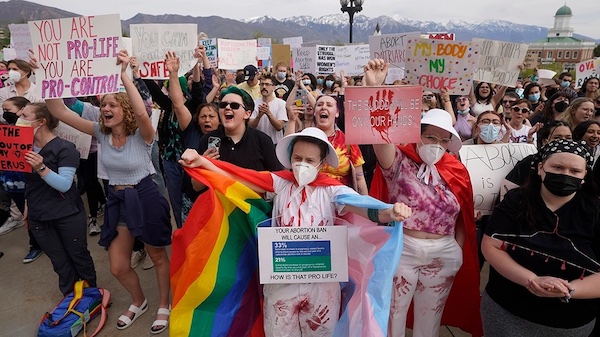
[369,32,421,84]
[282,36,303,48]
[28,14,122,99]
[344,86,421,145]
[406,38,480,95]
[459,143,537,214]
[316,45,336,75]
[272,44,291,69]
[335,44,370,76]
[217,38,257,70]
[8,24,33,60]
[427,32,455,40]
[54,122,92,159]
[258,226,348,284]
[257,38,271,47]
[2,48,17,62]
[200,38,218,69]
[257,47,271,61]
[292,47,315,74]
[472,38,528,87]
[575,58,600,89]
[0,125,33,172]
[131,23,197,79]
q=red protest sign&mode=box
[344,86,422,145]
[0,125,34,172]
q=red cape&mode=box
[370,144,483,337]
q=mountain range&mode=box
[0,0,597,45]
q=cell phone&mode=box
[208,136,221,151]
[295,89,308,107]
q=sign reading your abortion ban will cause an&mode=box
[258,226,348,284]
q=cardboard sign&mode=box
[575,58,600,89]
[344,86,422,145]
[282,36,303,48]
[258,226,348,284]
[406,38,480,95]
[217,38,257,70]
[272,44,291,69]
[130,23,197,79]
[316,45,336,75]
[8,24,33,60]
[28,14,122,99]
[369,32,421,84]
[335,44,370,76]
[459,143,537,214]
[472,39,528,87]
[200,38,218,69]
[292,47,315,74]
[0,125,33,172]
[54,122,92,159]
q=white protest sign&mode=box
[28,14,122,99]
[283,36,303,48]
[258,226,348,284]
[335,44,370,76]
[257,47,271,61]
[2,48,17,62]
[130,23,197,79]
[54,122,92,159]
[369,32,421,84]
[316,45,336,75]
[472,39,528,87]
[8,24,33,60]
[459,143,537,214]
[257,38,272,47]
[217,39,257,70]
[292,47,315,74]
[575,58,600,89]
[200,38,218,68]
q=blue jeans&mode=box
[162,157,183,228]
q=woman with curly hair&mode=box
[45,50,172,334]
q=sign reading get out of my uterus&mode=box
[28,14,122,99]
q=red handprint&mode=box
[368,89,401,143]
[305,305,331,331]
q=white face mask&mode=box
[8,70,21,84]
[418,143,445,165]
[292,161,320,186]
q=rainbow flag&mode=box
[170,167,272,337]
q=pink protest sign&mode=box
[344,86,422,145]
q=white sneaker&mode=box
[142,253,154,270]
[0,216,25,236]
[131,250,146,269]
[88,217,101,236]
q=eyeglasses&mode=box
[259,83,273,87]
[219,101,245,110]
[422,134,452,146]
[479,118,502,126]
[502,100,517,105]
[512,106,531,114]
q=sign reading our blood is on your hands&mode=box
[344,86,422,145]
[28,14,122,99]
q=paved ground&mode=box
[0,208,487,337]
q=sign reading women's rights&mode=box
[459,143,537,214]
[406,38,480,95]
[258,226,348,284]
[28,14,122,99]
[335,44,371,76]
[292,47,315,74]
[575,58,600,89]
[344,86,421,145]
[217,39,257,70]
[369,32,421,84]
[316,45,336,75]
[472,38,528,87]
[131,23,197,79]
[0,125,34,172]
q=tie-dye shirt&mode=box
[320,130,365,188]
[381,147,460,235]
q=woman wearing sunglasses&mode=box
[505,99,541,144]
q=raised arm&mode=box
[119,50,154,144]
[491,85,507,108]
[165,51,193,131]
[440,87,457,125]
[46,99,95,135]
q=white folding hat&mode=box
[276,127,339,169]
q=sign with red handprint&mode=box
[344,86,421,145]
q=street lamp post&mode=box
[340,0,364,43]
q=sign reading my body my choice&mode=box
[258,226,348,284]
[28,14,122,99]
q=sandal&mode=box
[116,298,148,330]
[150,306,170,334]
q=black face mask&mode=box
[596,107,600,117]
[554,101,568,113]
[3,112,18,125]
[542,171,582,197]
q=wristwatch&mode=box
[37,165,47,172]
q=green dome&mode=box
[555,5,572,16]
